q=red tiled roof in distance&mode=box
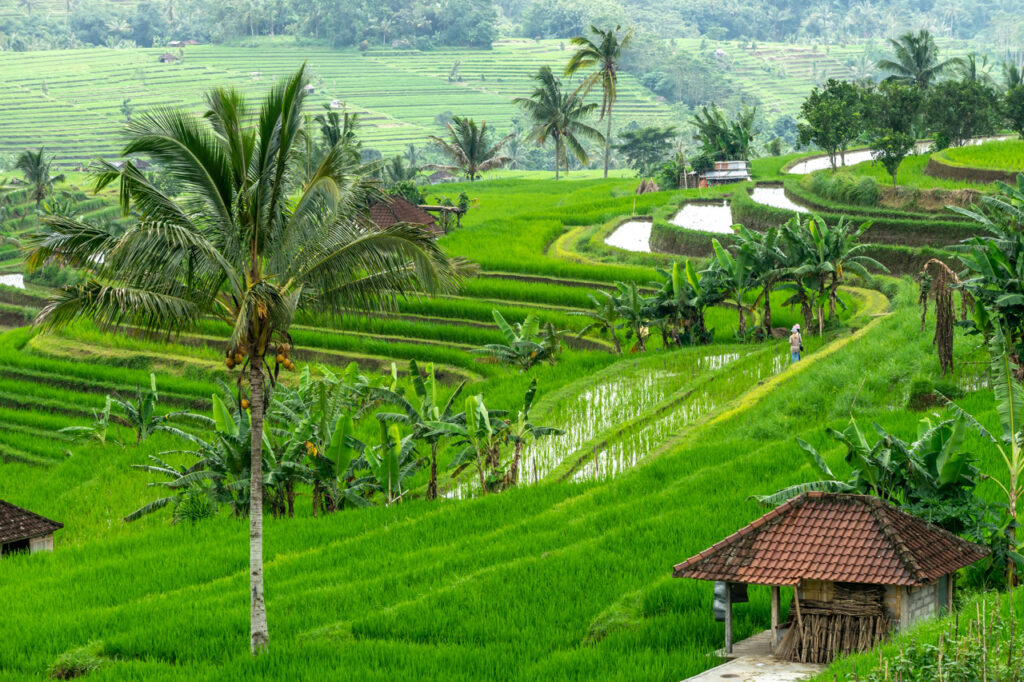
[672,492,989,586]
[0,499,63,544]
[368,196,440,234]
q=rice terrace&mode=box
[2,1,1024,681]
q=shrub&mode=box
[48,641,106,679]
[809,172,879,206]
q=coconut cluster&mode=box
[224,346,247,370]
[275,343,296,371]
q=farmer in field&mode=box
[789,324,803,363]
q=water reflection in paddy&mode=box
[0,274,25,289]
[749,187,808,213]
[604,220,652,252]
[669,202,735,234]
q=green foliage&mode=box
[691,103,758,161]
[427,117,513,181]
[870,132,917,189]
[473,310,565,371]
[876,29,954,89]
[924,79,1001,148]
[514,66,605,179]
[809,173,879,206]
[1005,85,1024,139]
[797,79,863,171]
[613,126,677,177]
[47,640,106,680]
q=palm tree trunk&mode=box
[554,138,560,181]
[610,327,621,354]
[248,360,269,654]
[763,283,773,336]
[604,102,612,179]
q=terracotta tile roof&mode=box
[368,196,439,234]
[0,499,63,544]
[672,492,988,586]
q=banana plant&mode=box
[60,394,120,446]
[503,379,562,487]
[705,238,755,338]
[370,360,466,500]
[945,325,1024,581]
[570,290,621,353]
[365,422,417,505]
[754,416,981,512]
[613,281,652,351]
[473,310,563,371]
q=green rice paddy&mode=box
[933,139,1024,171]
[0,83,1020,678]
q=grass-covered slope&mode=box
[0,278,1010,682]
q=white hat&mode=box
[792,324,800,331]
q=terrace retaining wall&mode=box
[924,157,1017,185]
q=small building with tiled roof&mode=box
[672,492,988,663]
[368,196,440,235]
[0,499,62,557]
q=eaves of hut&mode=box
[672,492,988,663]
[368,196,441,235]
[0,499,63,557]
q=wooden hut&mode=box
[0,499,62,557]
[368,196,441,235]
[672,492,988,664]
[158,53,179,63]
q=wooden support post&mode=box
[724,581,734,655]
[770,585,781,652]
[947,574,954,613]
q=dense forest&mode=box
[2,0,1024,52]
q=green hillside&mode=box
[0,37,978,168]
[0,39,676,167]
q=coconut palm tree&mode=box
[25,66,458,654]
[876,29,954,89]
[514,66,604,180]
[953,53,994,85]
[426,116,513,182]
[1002,59,1024,89]
[564,24,633,179]
[16,147,65,211]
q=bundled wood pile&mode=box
[776,584,892,664]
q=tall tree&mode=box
[613,126,676,177]
[564,24,633,179]
[877,29,953,89]
[514,66,604,180]
[426,116,512,181]
[865,81,921,187]
[924,79,1000,148]
[25,67,457,654]
[16,147,65,211]
[953,53,994,85]
[796,79,863,170]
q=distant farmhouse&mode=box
[368,196,441,235]
[700,160,751,187]
[0,500,62,558]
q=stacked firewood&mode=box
[776,584,893,664]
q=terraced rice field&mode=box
[0,39,675,167]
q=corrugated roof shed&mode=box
[672,492,988,586]
[0,500,63,544]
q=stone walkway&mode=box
[682,631,824,682]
